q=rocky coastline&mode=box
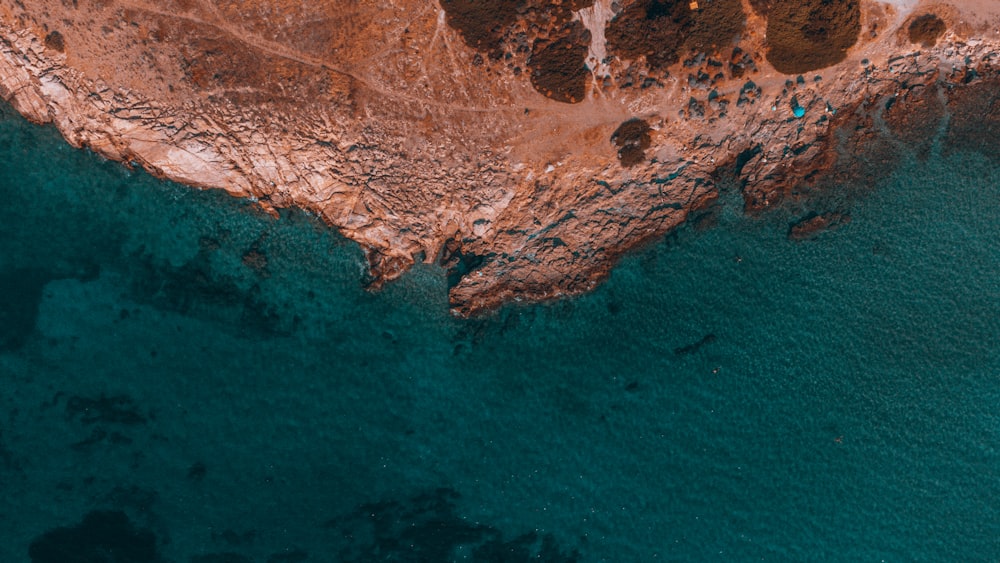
[1,0,998,315]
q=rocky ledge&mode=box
[1,0,999,315]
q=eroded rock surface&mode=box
[0,0,998,315]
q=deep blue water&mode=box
[1,101,998,562]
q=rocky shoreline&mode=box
[0,0,998,315]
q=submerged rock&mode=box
[788,212,851,240]
[28,510,162,563]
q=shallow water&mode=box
[1,102,998,561]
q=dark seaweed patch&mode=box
[241,247,269,277]
[28,510,163,563]
[267,551,309,563]
[187,461,208,480]
[127,247,295,337]
[765,0,861,74]
[328,488,579,561]
[611,118,652,166]
[100,486,160,515]
[191,554,252,563]
[673,333,716,355]
[0,427,17,471]
[70,428,133,450]
[0,269,49,352]
[212,529,258,546]
[908,14,946,47]
[66,394,147,426]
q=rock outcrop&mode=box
[0,0,998,315]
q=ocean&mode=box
[1,100,998,561]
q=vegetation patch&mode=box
[442,0,596,102]
[529,22,591,103]
[439,0,527,55]
[44,30,65,52]
[764,0,860,74]
[606,0,694,71]
[606,0,744,71]
[611,118,652,166]
[683,0,745,54]
[908,14,946,47]
[748,0,770,16]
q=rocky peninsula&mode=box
[1,0,998,315]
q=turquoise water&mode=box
[1,101,998,562]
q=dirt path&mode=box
[134,2,518,114]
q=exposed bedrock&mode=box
[0,0,995,315]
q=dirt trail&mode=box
[136,2,514,114]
